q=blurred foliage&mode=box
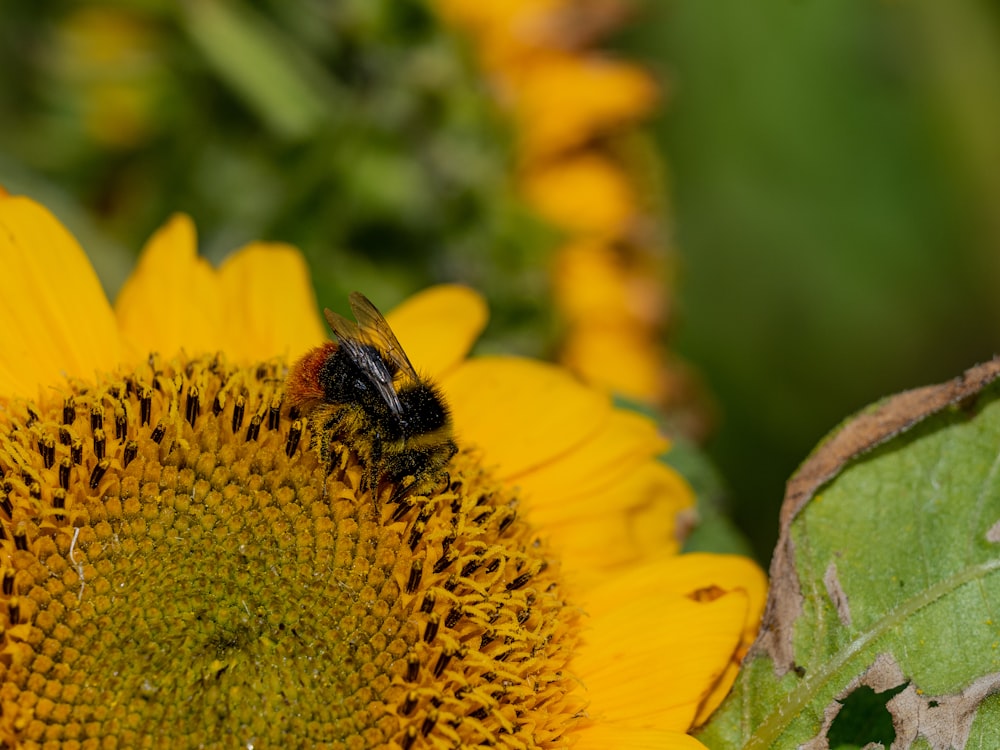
[4,0,1000,561]
[0,0,553,352]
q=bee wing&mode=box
[347,292,420,383]
[324,306,406,418]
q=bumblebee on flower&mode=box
[0,193,765,749]
[286,293,456,506]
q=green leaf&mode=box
[181,1,333,139]
[699,358,1000,749]
[664,436,755,557]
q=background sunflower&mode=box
[2,0,999,562]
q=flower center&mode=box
[0,354,581,748]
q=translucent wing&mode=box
[324,306,405,418]
[347,292,420,382]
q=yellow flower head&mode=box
[0,195,764,748]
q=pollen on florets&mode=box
[0,353,582,748]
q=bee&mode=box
[286,292,457,503]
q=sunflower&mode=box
[0,193,764,748]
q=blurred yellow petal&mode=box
[0,195,124,399]
[385,284,488,379]
[522,154,636,235]
[115,214,223,358]
[433,0,563,34]
[553,238,664,325]
[443,356,610,479]
[562,325,666,403]
[433,0,567,68]
[553,239,628,319]
[217,243,326,362]
[514,54,657,159]
[576,558,749,731]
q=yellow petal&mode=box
[575,558,749,732]
[514,54,657,159]
[217,242,326,362]
[682,555,768,725]
[574,724,711,750]
[644,553,768,609]
[516,408,667,514]
[385,284,488,379]
[115,214,223,358]
[542,463,695,583]
[0,195,124,399]
[513,409,694,579]
[578,552,768,727]
[694,658,742,729]
[442,356,610,479]
[552,239,629,320]
[552,238,664,326]
[522,154,636,236]
[433,0,563,35]
[561,325,666,404]
[432,0,567,69]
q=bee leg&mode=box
[310,410,348,498]
[386,454,434,507]
[307,409,344,464]
[387,477,417,507]
[367,467,382,517]
[365,438,385,517]
[432,470,451,496]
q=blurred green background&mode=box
[630,0,1000,557]
[3,0,999,560]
